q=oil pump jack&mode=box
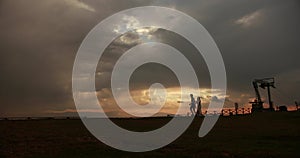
[250,78,275,112]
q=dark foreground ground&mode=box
[1,112,300,158]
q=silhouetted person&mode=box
[196,97,202,116]
[189,94,196,116]
[295,101,299,111]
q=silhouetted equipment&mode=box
[229,109,233,116]
[279,106,288,112]
[250,78,276,112]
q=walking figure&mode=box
[196,97,202,116]
[189,94,196,116]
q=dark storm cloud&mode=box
[0,0,154,116]
[0,0,116,115]
[0,0,299,116]
[157,0,300,105]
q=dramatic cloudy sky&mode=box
[0,0,299,117]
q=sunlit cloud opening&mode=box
[235,10,264,27]
[113,15,159,44]
[95,87,227,117]
[63,0,96,12]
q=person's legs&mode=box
[193,107,196,115]
[191,106,196,116]
[190,106,194,116]
[197,107,201,116]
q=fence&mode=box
[203,108,252,116]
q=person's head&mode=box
[190,94,193,97]
[197,97,200,100]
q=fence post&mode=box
[235,103,239,115]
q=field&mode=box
[1,112,300,158]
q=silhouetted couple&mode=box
[189,94,202,116]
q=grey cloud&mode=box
[0,0,299,117]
